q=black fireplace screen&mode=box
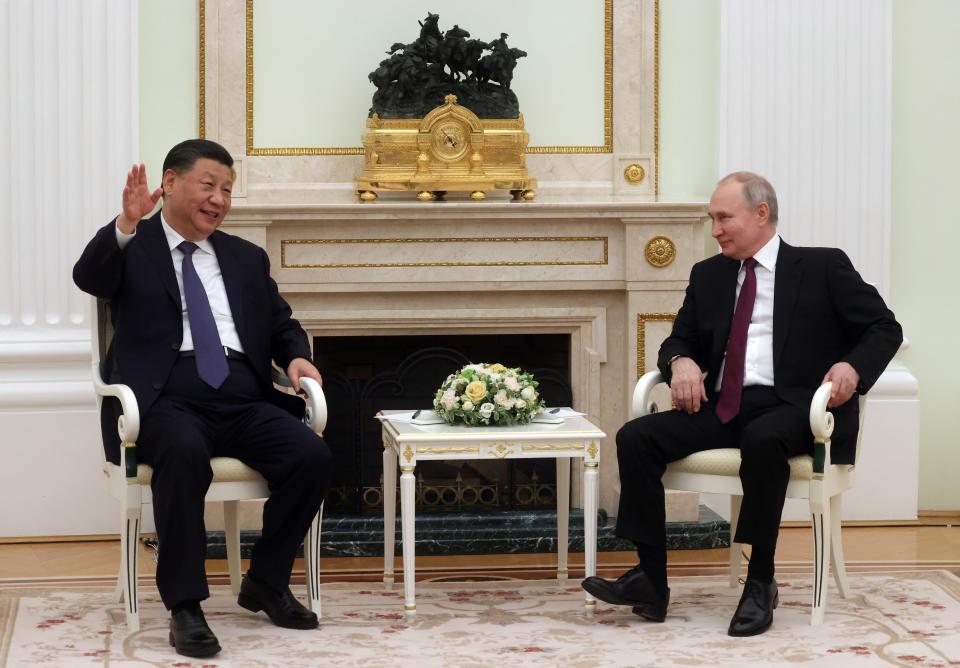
[313,334,573,514]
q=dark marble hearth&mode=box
[205,505,729,559]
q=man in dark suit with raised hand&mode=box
[582,172,902,635]
[74,139,332,658]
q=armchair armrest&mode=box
[809,382,835,474]
[272,368,328,435]
[632,370,666,419]
[91,362,140,445]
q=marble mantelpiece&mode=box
[221,195,709,519]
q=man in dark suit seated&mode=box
[74,139,332,658]
[582,172,902,635]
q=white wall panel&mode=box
[0,0,138,536]
[719,0,892,297]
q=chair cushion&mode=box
[104,457,266,484]
[666,448,813,480]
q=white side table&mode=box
[378,410,605,615]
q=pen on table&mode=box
[548,408,561,414]
[412,409,422,419]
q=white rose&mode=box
[479,402,495,419]
[505,375,521,391]
[514,398,526,410]
[441,388,457,410]
[520,386,535,401]
[494,389,510,407]
[462,400,474,411]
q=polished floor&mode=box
[1,525,958,585]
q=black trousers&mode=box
[138,357,332,610]
[615,386,811,554]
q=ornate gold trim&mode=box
[654,0,660,195]
[585,598,597,606]
[644,235,676,268]
[584,462,599,469]
[587,442,599,460]
[404,604,416,611]
[281,236,609,269]
[198,0,205,138]
[402,445,414,463]
[636,312,676,378]
[521,445,585,452]
[416,447,481,455]
[243,0,615,155]
[624,163,646,184]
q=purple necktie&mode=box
[715,257,758,424]
[179,242,229,389]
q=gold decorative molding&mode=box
[416,447,481,455]
[654,0,660,195]
[521,445,585,452]
[623,163,646,184]
[402,445,414,463]
[636,312,676,378]
[587,442,599,460]
[281,236,609,269]
[242,0,616,155]
[198,0,206,138]
[644,235,676,268]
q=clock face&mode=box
[431,121,469,161]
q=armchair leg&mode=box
[119,493,142,632]
[224,501,242,596]
[810,500,830,626]
[304,502,323,616]
[729,495,744,588]
[829,494,850,598]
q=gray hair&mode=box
[718,171,779,224]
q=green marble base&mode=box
[205,505,729,559]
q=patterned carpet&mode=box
[1,571,958,667]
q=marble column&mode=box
[0,0,139,536]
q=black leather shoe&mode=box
[238,574,319,630]
[581,565,669,614]
[631,587,670,622]
[728,578,779,636]
[168,606,220,658]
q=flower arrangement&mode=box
[433,362,546,426]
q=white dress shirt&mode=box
[716,233,779,391]
[115,215,244,353]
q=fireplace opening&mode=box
[313,334,572,515]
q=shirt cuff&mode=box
[114,219,136,248]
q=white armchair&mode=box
[90,298,327,631]
[631,371,866,625]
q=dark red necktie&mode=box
[715,257,758,423]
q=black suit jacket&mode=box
[657,240,902,464]
[74,213,310,464]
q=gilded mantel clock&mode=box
[356,94,537,202]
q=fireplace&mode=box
[314,333,572,514]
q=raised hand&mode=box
[117,164,162,234]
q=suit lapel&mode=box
[209,231,247,347]
[139,213,180,307]
[773,240,803,367]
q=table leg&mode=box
[583,461,599,610]
[383,445,397,586]
[400,465,417,615]
[556,457,570,580]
